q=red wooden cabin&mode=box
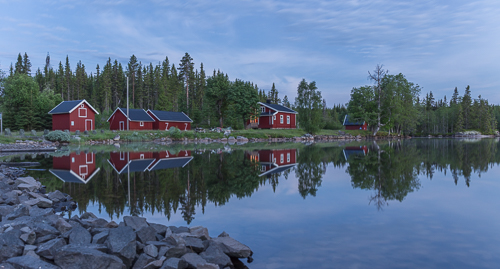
[108,150,193,174]
[247,100,298,129]
[247,148,298,177]
[147,110,193,131]
[48,100,99,132]
[107,108,155,130]
[49,152,100,184]
[343,115,368,130]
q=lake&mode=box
[22,138,500,268]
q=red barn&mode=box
[107,108,155,130]
[248,100,298,129]
[247,149,298,177]
[48,100,99,132]
[49,152,100,184]
[146,110,193,131]
[343,115,368,130]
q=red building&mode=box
[108,150,192,174]
[107,108,155,130]
[248,100,298,129]
[247,149,298,177]
[48,100,99,132]
[147,110,193,131]
[343,115,368,130]
[148,150,193,171]
[49,152,100,184]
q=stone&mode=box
[137,226,157,244]
[164,246,188,259]
[27,192,45,199]
[6,255,60,269]
[16,177,40,187]
[29,206,54,218]
[20,230,36,245]
[123,216,149,231]
[149,223,169,236]
[189,226,210,240]
[184,237,205,253]
[169,226,189,234]
[92,231,109,244]
[6,204,30,220]
[69,226,91,245]
[0,205,15,220]
[33,222,60,238]
[2,191,19,205]
[143,256,166,269]
[80,212,97,219]
[106,221,119,228]
[55,218,73,234]
[54,244,126,269]
[200,242,232,268]
[24,250,40,259]
[160,258,182,269]
[218,231,229,238]
[23,245,37,255]
[180,253,207,268]
[106,226,136,267]
[86,218,109,229]
[17,183,38,192]
[197,263,219,269]
[0,230,24,262]
[211,237,252,258]
[36,237,66,260]
[132,253,155,269]
[144,244,158,258]
[47,190,66,202]
[23,197,53,208]
[35,234,57,244]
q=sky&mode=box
[1,0,499,106]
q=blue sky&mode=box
[1,0,499,106]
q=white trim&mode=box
[258,163,297,177]
[147,156,193,171]
[257,102,298,114]
[78,108,87,118]
[108,108,155,122]
[146,109,194,123]
[280,115,283,124]
[48,99,100,115]
[140,121,144,127]
[49,168,101,184]
[86,153,93,164]
[287,116,290,124]
[119,121,125,131]
[85,119,92,131]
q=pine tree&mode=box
[282,95,290,108]
[64,56,72,100]
[462,85,472,129]
[455,103,464,133]
[179,53,194,112]
[127,55,139,107]
[22,53,31,76]
[14,53,23,74]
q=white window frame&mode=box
[184,123,188,131]
[287,153,290,162]
[71,121,75,126]
[261,106,265,113]
[140,154,145,159]
[85,119,92,131]
[120,152,126,160]
[86,153,93,164]
[140,121,144,127]
[287,116,290,124]
[71,157,75,163]
[280,115,283,124]
[119,121,125,130]
[280,154,284,164]
[78,107,87,118]
[273,115,276,120]
[79,165,88,178]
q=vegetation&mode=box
[45,130,71,142]
[295,79,323,134]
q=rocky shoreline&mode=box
[0,165,253,269]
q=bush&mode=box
[31,130,37,136]
[4,128,11,136]
[92,130,97,135]
[169,127,183,139]
[84,130,89,135]
[75,130,80,136]
[100,129,105,134]
[44,129,49,135]
[45,130,71,142]
[19,129,25,136]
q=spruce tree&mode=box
[455,104,464,133]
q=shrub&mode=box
[45,130,71,142]
[64,130,69,134]
[84,130,89,135]
[92,130,97,135]
[43,129,49,135]
[31,130,37,136]
[100,129,105,134]
[19,129,25,136]
[75,130,80,136]
[4,128,11,136]
[169,127,183,139]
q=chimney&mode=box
[266,99,271,104]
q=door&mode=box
[85,119,92,131]
[119,121,124,131]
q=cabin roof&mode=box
[49,168,101,184]
[48,99,99,115]
[343,115,365,126]
[147,110,193,122]
[259,163,297,177]
[258,102,298,114]
[148,157,193,171]
[108,108,155,122]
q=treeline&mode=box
[347,65,499,135]
[0,52,306,130]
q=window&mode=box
[273,115,276,120]
[71,157,75,163]
[140,121,144,126]
[287,153,290,162]
[287,116,290,124]
[140,154,144,159]
[78,108,87,117]
[280,154,284,163]
[71,121,74,126]
[261,106,265,113]
[280,115,283,124]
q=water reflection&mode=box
[49,152,100,184]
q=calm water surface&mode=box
[23,139,500,268]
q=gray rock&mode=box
[16,177,40,187]
[36,237,66,260]
[169,226,189,234]
[123,216,149,231]
[2,191,19,205]
[144,244,158,258]
[189,226,210,240]
[47,190,66,202]
[23,197,53,208]
[211,237,252,258]
[69,226,91,245]
[160,258,182,269]
[137,226,157,244]
[149,223,169,236]
[80,212,97,219]
[6,255,60,269]
[20,230,36,245]
[197,263,219,269]
[200,243,232,268]
[132,253,155,269]
[92,231,109,244]
[55,218,72,234]
[106,221,119,228]
[86,218,108,228]
[0,230,24,262]
[6,204,30,220]
[23,245,37,255]
[54,244,126,269]
[218,231,229,238]
[180,253,206,268]
[29,206,54,218]
[33,222,60,238]
[17,183,38,192]
[27,192,45,199]
[184,237,204,253]
[106,226,136,267]
[35,234,57,244]
[24,250,40,259]
[143,256,166,269]
[0,205,15,220]
[164,246,188,259]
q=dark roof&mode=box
[343,148,367,160]
[148,110,193,122]
[259,102,298,114]
[117,108,155,122]
[148,157,193,171]
[127,159,156,172]
[259,163,297,177]
[343,115,365,126]
[260,112,274,116]
[48,100,99,115]
[49,168,100,184]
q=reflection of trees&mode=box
[295,146,326,198]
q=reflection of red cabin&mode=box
[343,146,369,160]
[48,100,99,132]
[107,108,155,131]
[247,100,298,129]
[108,151,192,174]
[147,110,193,131]
[49,152,100,183]
[343,115,368,131]
[247,149,297,176]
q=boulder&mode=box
[169,226,189,234]
[144,244,158,258]
[132,253,155,269]
[211,236,252,258]
[23,245,37,255]
[143,256,166,269]
[35,234,57,245]
[6,204,30,220]
[123,216,148,231]
[80,212,97,220]
[6,255,60,269]
[0,230,24,262]
[23,198,53,208]
[200,242,232,268]
[189,226,210,240]
[149,223,169,236]
[54,244,126,269]
[29,206,54,218]
[137,226,157,244]
[92,231,109,244]
[180,253,207,268]
[69,226,91,245]
[32,222,60,238]
[20,230,36,245]
[160,257,182,269]
[106,226,136,267]
[197,263,219,269]
[16,177,40,188]
[184,237,204,253]
[55,218,73,234]
[47,190,66,202]
[0,205,15,220]
[36,237,66,260]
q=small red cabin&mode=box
[107,108,155,130]
[147,110,193,131]
[246,149,298,177]
[247,100,298,129]
[48,100,99,132]
[343,115,368,130]
[108,150,192,173]
[49,152,100,184]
